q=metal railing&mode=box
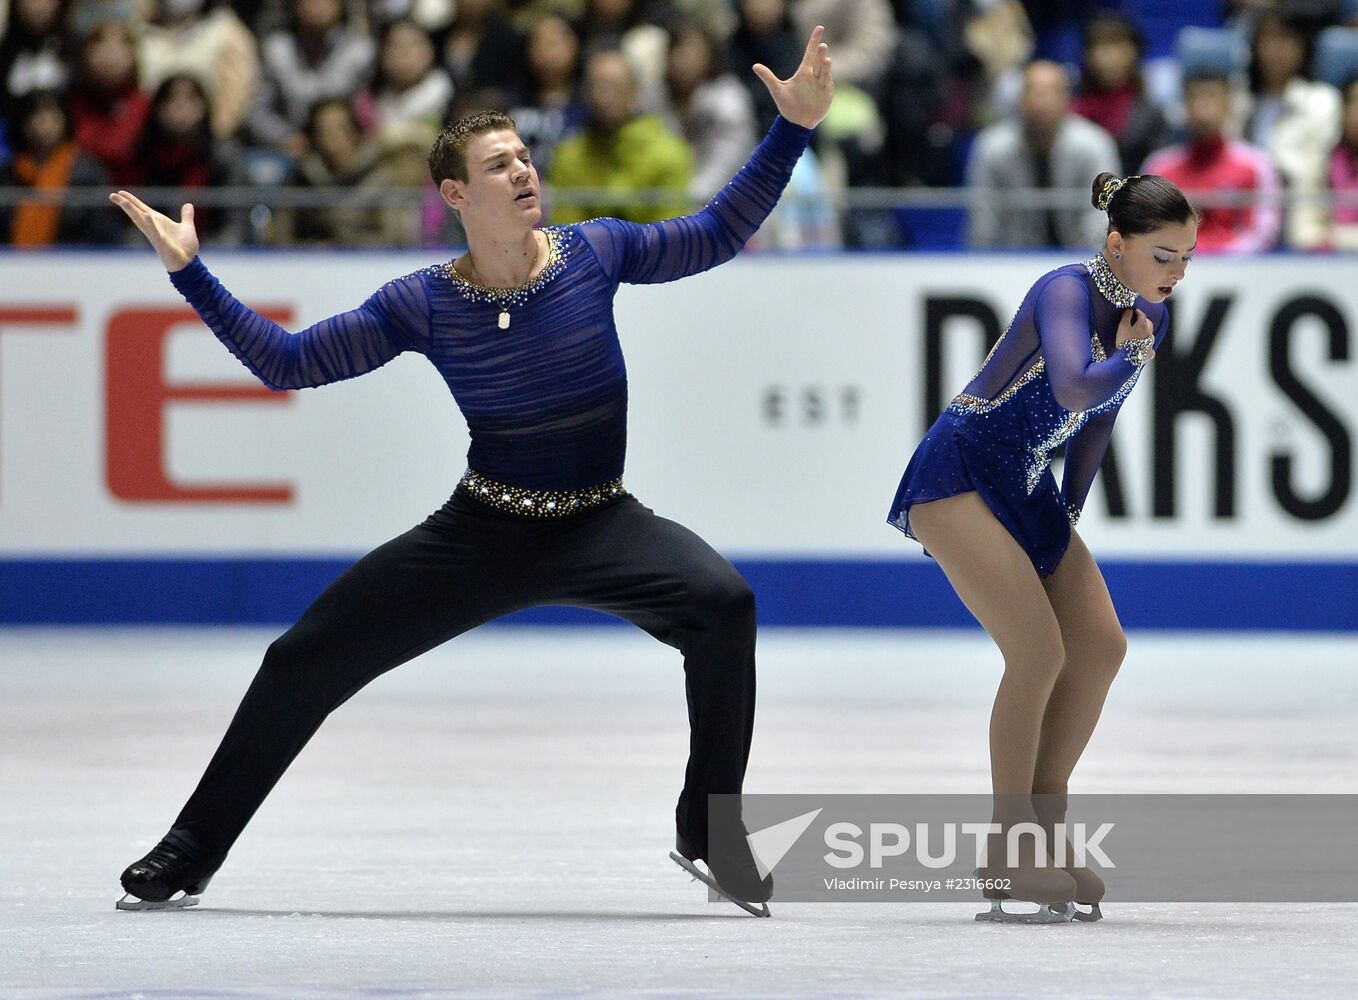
[3,185,1358,243]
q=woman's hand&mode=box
[1115,307,1155,360]
[753,25,834,130]
[109,191,199,272]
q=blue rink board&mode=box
[0,559,1354,630]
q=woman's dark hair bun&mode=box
[1091,172,1119,211]
[1092,173,1198,237]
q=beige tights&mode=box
[909,492,1126,901]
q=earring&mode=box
[1112,251,1121,259]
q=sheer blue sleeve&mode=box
[1060,409,1117,523]
[167,256,432,391]
[1036,274,1149,413]
[577,115,812,285]
[1059,304,1167,522]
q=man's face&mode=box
[585,53,637,132]
[445,128,542,228]
[1184,78,1230,139]
[1019,64,1069,136]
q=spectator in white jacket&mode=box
[139,0,259,141]
[248,0,375,159]
[354,18,452,147]
[1241,11,1342,249]
[662,22,758,200]
[967,60,1120,249]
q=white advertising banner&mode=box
[0,251,1352,562]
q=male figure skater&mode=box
[110,29,833,916]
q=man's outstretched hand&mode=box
[109,190,199,272]
[753,24,834,130]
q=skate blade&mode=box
[975,899,1075,924]
[669,851,770,918]
[116,892,200,912]
[1072,903,1103,922]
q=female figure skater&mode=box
[887,173,1197,922]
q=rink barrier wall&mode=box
[1,250,1354,629]
[0,557,1353,630]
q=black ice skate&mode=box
[117,838,218,911]
[671,830,772,917]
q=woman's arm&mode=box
[1036,274,1154,413]
[1060,409,1117,525]
[1058,305,1168,523]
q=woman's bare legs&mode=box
[1029,529,1127,903]
[908,492,1076,903]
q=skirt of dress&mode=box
[886,409,1072,578]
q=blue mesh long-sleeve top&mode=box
[168,116,813,491]
[888,252,1166,577]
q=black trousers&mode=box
[166,490,757,863]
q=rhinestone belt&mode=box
[456,469,629,518]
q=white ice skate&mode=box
[669,851,771,917]
[116,890,201,911]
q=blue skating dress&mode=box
[887,254,1167,577]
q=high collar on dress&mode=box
[1084,252,1138,308]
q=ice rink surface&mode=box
[2,627,1355,999]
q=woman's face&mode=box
[455,0,493,21]
[84,24,137,90]
[1344,81,1358,145]
[667,30,713,95]
[296,0,341,33]
[24,101,66,153]
[590,0,633,23]
[1255,19,1305,87]
[18,0,62,34]
[1111,219,1198,302]
[1086,38,1137,90]
[158,77,208,137]
[312,103,359,165]
[527,16,578,82]
[381,23,434,88]
[740,0,785,36]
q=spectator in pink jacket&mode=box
[1326,77,1358,250]
[1142,72,1281,252]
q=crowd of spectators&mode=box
[2,0,1358,251]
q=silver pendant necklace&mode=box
[447,229,565,331]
